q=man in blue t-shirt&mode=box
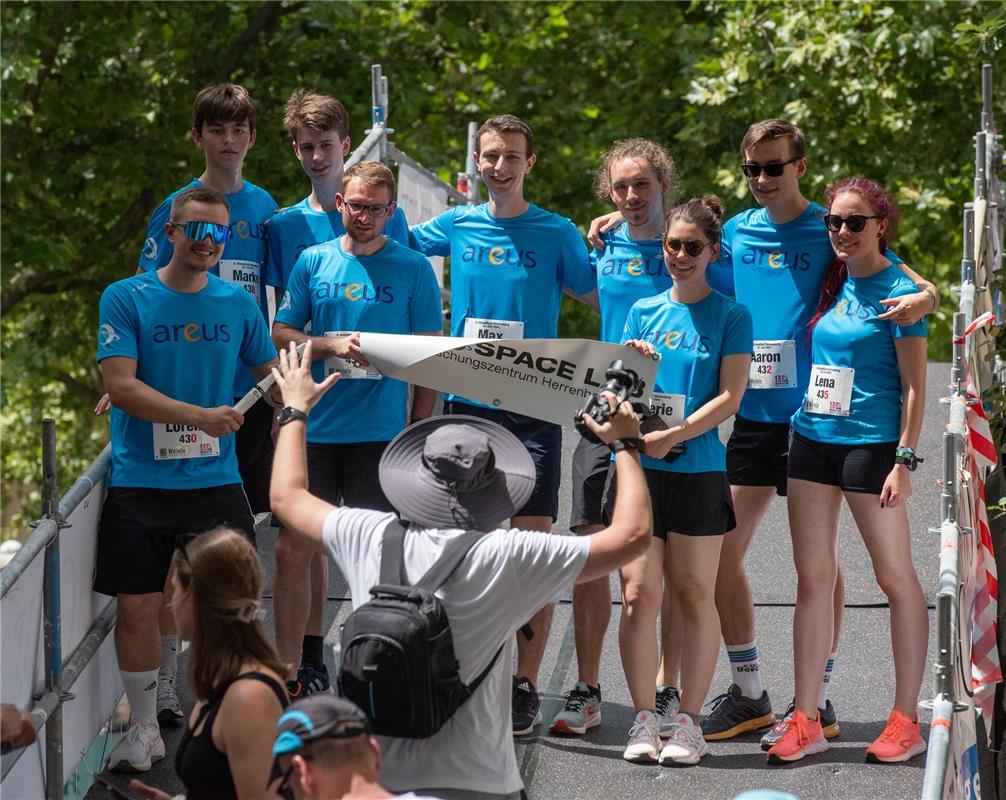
[266,91,410,295]
[409,114,597,736]
[96,186,277,773]
[273,161,443,697]
[134,82,279,725]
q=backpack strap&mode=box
[414,530,487,592]
[379,519,409,585]
[465,642,504,698]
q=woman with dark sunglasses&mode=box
[768,177,928,766]
[131,529,289,800]
[613,195,753,766]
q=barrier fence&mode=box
[921,61,1004,800]
[0,64,474,800]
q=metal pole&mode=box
[371,64,385,126]
[951,313,966,397]
[962,205,976,286]
[976,130,988,201]
[465,121,480,204]
[39,420,63,800]
[940,430,958,525]
[982,62,993,132]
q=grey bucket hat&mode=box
[378,415,536,530]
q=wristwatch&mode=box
[609,437,646,455]
[276,406,308,426]
[894,446,923,471]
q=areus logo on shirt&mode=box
[99,324,120,346]
[231,220,267,240]
[741,247,812,272]
[313,281,395,304]
[152,322,232,343]
[650,329,710,354]
[601,256,663,277]
[461,244,537,269]
[142,238,158,261]
[833,298,872,320]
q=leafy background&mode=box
[3,0,1004,537]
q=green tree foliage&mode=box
[2,0,1002,535]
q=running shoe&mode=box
[549,681,601,735]
[655,684,681,739]
[108,720,165,772]
[766,708,828,764]
[155,670,183,722]
[700,683,774,740]
[659,712,709,766]
[865,709,926,763]
[761,699,840,750]
[512,676,542,736]
[623,709,661,762]
[287,662,332,699]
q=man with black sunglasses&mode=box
[699,118,940,747]
[95,185,279,772]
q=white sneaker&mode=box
[623,710,661,762]
[108,720,165,772]
[659,712,709,766]
[655,684,681,739]
[156,671,183,722]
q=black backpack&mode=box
[336,521,504,738]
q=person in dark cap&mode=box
[269,695,441,800]
[269,341,652,800]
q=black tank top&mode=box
[175,671,288,800]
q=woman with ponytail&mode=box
[132,528,289,800]
[767,178,929,766]
[615,195,753,766]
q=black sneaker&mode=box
[760,698,840,750]
[699,683,774,740]
[512,676,542,736]
[287,662,332,699]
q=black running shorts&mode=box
[726,415,790,496]
[235,399,276,515]
[787,431,898,495]
[93,484,255,596]
[568,437,611,531]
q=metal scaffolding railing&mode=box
[921,61,1004,800]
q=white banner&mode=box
[2,472,123,799]
[396,162,447,287]
[360,333,658,426]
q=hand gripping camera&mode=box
[573,360,640,445]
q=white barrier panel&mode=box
[1,474,122,799]
[396,162,447,287]
[360,334,658,426]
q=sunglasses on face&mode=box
[343,200,392,218]
[664,238,712,258]
[740,156,801,179]
[823,214,882,233]
[169,220,232,244]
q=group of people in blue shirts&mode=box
[94,78,937,786]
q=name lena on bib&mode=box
[803,365,854,417]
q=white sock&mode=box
[726,640,764,698]
[159,635,177,683]
[121,669,158,725]
[817,652,837,709]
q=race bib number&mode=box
[463,317,524,340]
[219,259,260,299]
[649,392,686,427]
[324,331,381,380]
[804,365,854,416]
[748,340,797,389]
[153,424,220,460]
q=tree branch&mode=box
[212,1,305,82]
[6,14,68,158]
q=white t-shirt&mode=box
[323,507,591,795]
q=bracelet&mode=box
[924,287,938,312]
[609,438,646,455]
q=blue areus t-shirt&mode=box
[97,271,276,490]
[713,202,905,424]
[593,222,671,344]
[138,178,278,398]
[622,290,753,473]
[792,264,927,445]
[265,197,410,292]
[275,238,443,444]
[410,202,594,406]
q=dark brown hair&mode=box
[740,118,805,160]
[169,185,229,221]
[173,528,288,701]
[476,114,534,157]
[192,83,256,133]
[664,194,725,245]
[284,90,350,141]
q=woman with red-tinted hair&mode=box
[767,177,929,766]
